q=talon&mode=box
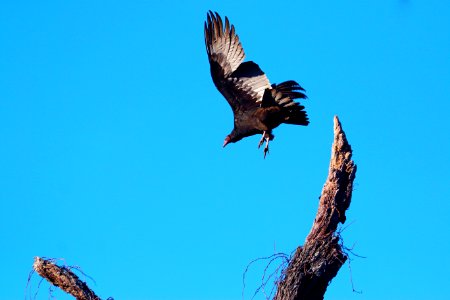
[258,139,264,149]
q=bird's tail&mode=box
[262,80,309,125]
[273,80,307,102]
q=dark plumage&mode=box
[204,11,309,157]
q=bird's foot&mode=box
[263,143,269,159]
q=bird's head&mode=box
[223,135,231,148]
[223,130,242,148]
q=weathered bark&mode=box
[33,257,101,300]
[274,116,357,300]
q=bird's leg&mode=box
[258,131,271,158]
[258,131,267,149]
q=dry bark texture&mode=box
[274,116,357,300]
[33,257,101,300]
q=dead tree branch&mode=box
[32,257,101,300]
[274,116,357,300]
[30,116,356,300]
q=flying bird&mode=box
[204,11,309,158]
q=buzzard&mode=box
[204,11,309,158]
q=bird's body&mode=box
[204,11,309,157]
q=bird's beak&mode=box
[223,136,231,148]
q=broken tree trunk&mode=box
[33,257,101,300]
[274,116,357,300]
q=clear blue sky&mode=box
[1,1,449,300]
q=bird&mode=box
[204,11,309,158]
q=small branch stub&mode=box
[33,257,101,300]
[274,116,357,300]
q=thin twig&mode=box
[242,253,289,300]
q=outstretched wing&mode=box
[204,11,244,79]
[205,11,270,110]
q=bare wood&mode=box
[274,116,357,300]
[33,257,101,300]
